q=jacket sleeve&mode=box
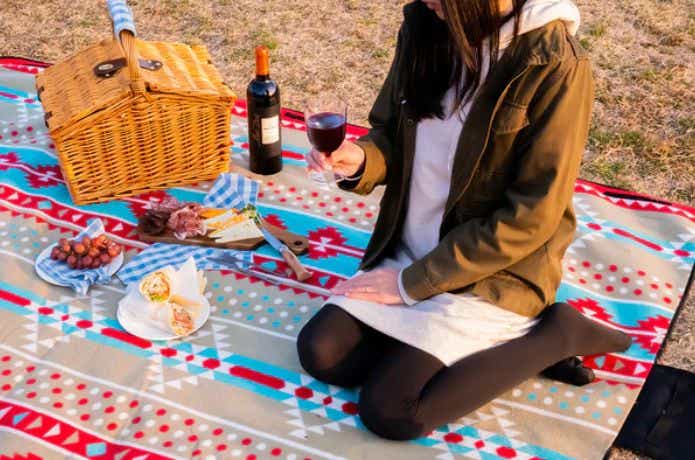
[339,26,405,195]
[401,57,594,301]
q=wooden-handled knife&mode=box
[256,220,312,282]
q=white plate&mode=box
[116,288,211,341]
[35,242,124,287]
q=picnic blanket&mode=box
[0,56,693,460]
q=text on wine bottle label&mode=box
[261,116,280,145]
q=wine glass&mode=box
[304,94,348,186]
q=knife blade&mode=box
[205,255,291,278]
[257,223,312,282]
[205,255,328,296]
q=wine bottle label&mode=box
[261,116,280,145]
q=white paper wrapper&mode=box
[118,257,207,336]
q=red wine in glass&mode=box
[306,112,346,154]
[304,95,348,185]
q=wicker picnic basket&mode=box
[35,0,236,205]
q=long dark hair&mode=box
[401,0,526,120]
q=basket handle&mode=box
[107,0,136,38]
[106,0,146,96]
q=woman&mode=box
[298,0,631,441]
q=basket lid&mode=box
[36,37,235,133]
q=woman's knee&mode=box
[357,384,428,441]
[296,322,340,377]
[296,308,357,383]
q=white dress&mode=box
[325,0,581,366]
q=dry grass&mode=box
[1,1,693,458]
[2,0,691,204]
[578,0,695,206]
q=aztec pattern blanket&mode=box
[0,57,693,460]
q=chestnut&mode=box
[73,243,86,255]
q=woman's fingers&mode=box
[331,158,357,177]
[316,150,331,169]
[305,151,317,172]
[333,284,377,294]
[306,149,327,172]
[307,149,337,172]
[304,142,366,177]
[331,269,403,305]
[345,291,402,305]
[345,291,380,302]
[331,275,383,295]
[335,275,373,288]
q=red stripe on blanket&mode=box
[282,150,306,161]
[0,289,31,307]
[0,452,44,460]
[232,99,369,138]
[0,57,48,75]
[0,184,341,298]
[0,57,50,68]
[101,327,153,349]
[0,183,142,249]
[575,180,695,222]
[612,228,663,252]
[0,398,172,459]
[229,366,286,389]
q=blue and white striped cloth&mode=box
[36,219,113,295]
[116,243,252,286]
[117,172,260,286]
[202,173,260,210]
[106,0,137,38]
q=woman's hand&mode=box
[330,268,404,305]
[306,141,365,178]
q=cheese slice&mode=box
[212,219,263,243]
[204,209,244,231]
[200,208,228,219]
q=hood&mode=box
[499,0,581,49]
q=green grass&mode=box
[620,130,652,154]
[579,37,592,50]
[586,21,607,38]
[248,30,279,50]
[588,125,619,149]
[583,158,631,189]
[639,68,660,83]
[589,126,656,157]
[3,0,692,207]
[371,48,390,59]
[676,116,695,133]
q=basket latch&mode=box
[138,59,163,71]
[94,58,162,78]
[94,58,127,78]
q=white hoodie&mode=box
[398,0,582,303]
[499,0,580,48]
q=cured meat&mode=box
[154,197,184,213]
[138,198,205,240]
[138,209,170,236]
[167,203,205,240]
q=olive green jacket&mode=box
[344,11,594,317]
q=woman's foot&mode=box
[542,356,595,386]
[540,302,632,357]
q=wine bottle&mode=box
[247,46,282,175]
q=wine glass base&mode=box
[308,170,343,190]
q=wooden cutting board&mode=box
[137,223,309,255]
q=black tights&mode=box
[296,303,631,441]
